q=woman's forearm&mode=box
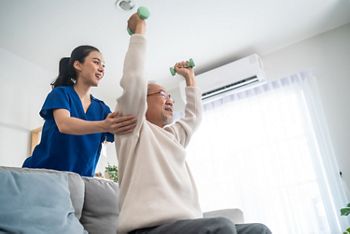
[56,116,106,135]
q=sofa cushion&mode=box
[2,166,85,219]
[80,177,119,234]
[203,208,244,224]
[0,168,87,234]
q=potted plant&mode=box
[341,203,350,234]
[104,164,118,182]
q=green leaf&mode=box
[341,208,350,216]
[347,227,350,232]
[347,203,350,208]
[104,164,119,182]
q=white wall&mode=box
[0,48,51,167]
[262,23,350,190]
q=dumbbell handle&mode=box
[127,7,150,35]
[170,58,195,76]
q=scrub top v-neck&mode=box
[23,86,114,176]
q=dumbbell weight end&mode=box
[169,58,196,76]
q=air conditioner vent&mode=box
[202,75,259,100]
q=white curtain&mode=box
[187,72,349,233]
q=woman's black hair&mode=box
[51,45,100,88]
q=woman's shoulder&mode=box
[91,95,107,106]
[91,95,111,112]
[55,85,73,91]
[49,85,72,95]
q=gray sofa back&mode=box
[80,176,119,233]
[0,166,119,234]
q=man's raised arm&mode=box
[115,14,147,136]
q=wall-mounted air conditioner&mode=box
[197,54,265,100]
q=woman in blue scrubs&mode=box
[23,45,136,176]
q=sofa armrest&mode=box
[203,208,244,224]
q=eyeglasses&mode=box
[147,90,173,101]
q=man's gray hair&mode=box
[147,81,159,94]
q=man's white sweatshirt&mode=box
[115,34,203,234]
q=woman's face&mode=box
[74,51,105,87]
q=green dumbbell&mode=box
[169,58,196,76]
[127,6,150,35]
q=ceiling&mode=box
[1,0,350,101]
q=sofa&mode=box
[0,166,244,233]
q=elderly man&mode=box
[115,13,271,234]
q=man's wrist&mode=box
[185,75,196,87]
[134,23,145,34]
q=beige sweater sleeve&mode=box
[165,86,203,147]
[115,34,147,136]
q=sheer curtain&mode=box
[186,72,349,233]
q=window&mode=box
[187,72,349,233]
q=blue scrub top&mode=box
[23,86,114,176]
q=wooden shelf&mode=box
[30,126,42,154]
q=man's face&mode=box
[146,83,174,127]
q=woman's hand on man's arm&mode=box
[106,112,137,135]
[53,109,137,135]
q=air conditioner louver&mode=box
[201,75,260,100]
